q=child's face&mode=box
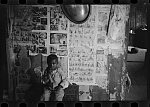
[48,59,58,70]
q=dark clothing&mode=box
[24,83,44,102]
[24,68,43,102]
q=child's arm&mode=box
[42,70,49,84]
[58,69,69,89]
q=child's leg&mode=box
[55,88,64,101]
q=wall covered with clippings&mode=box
[7,5,130,101]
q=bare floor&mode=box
[126,48,147,100]
[126,62,147,100]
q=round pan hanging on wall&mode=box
[60,5,91,24]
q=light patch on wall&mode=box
[95,75,108,89]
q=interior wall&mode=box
[7,5,130,101]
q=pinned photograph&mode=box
[57,50,68,56]
[41,18,47,25]
[37,47,47,54]
[60,19,68,31]
[39,32,47,39]
[31,33,39,44]
[49,45,57,53]
[33,24,46,30]
[29,45,37,53]
[39,38,45,46]
[50,33,67,45]
[50,6,67,31]
[59,45,67,50]
[32,7,47,17]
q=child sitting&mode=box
[41,54,69,101]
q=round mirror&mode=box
[61,5,91,24]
